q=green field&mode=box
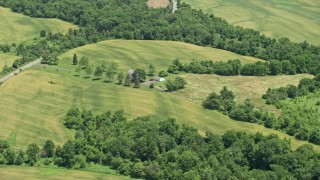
[0,6,77,43]
[1,40,319,151]
[176,73,313,114]
[182,0,320,45]
[0,165,130,180]
[58,40,261,71]
[0,53,19,70]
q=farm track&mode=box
[0,58,42,84]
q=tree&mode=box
[133,76,140,88]
[79,57,89,68]
[117,72,124,84]
[75,65,82,75]
[159,71,168,77]
[40,30,47,37]
[202,92,222,110]
[132,69,146,82]
[4,149,16,165]
[85,65,93,77]
[124,74,131,87]
[94,66,103,79]
[73,53,78,65]
[60,141,75,168]
[105,62,119,82]
[42,140,55,158]
[26,143,40,165]
[148,64,156,76]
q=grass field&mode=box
[58,40,261,71]
[182,0,320,45]
[0,165,130,180]
[0,40,319,151]
[0,53,19,70]
[0,6,77,43]
[0,68,319,151]
[175,73,313,114]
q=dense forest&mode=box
[0,0,319,75]
[1,109,320,179]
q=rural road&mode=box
[0,58,42,84]
[172,0,178,13]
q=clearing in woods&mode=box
[0,6,77,43]
[0,40,319,151]
[181,0,320,45]
[147,0,170,8]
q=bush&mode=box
[159,71,168,77]
[149,83,154,89]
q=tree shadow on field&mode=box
[83,76,91,79]
[74,74,80,77]
[92,78,101,81]
[103,80,112,83]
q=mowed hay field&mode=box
[182,0,320,44]
[0,67,319,151]
[58,40,261,71]
[0,53,19,69]
[0,166,130,180]
[176,73,313,114]
[0,6,77,43]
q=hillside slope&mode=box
[0,6,77,43]
[182,0,320,44]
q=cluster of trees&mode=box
[203,85,320,144]
[168,59,299,76]
[165,76,187,92]
[276,92,320,145]
[260,75,320,144]
[72,56,150,88]
[1,0,319,75]
[262,75,320,105]
[203,87,276,128]
[0,43,11,53]
[3,109,320,179]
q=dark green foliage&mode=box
[202,86,235,112]
[1,0,319,76]
[132,69,146,83]
[262,76,320,105]
[94,66,103,79]
[149,83,154,89]
[26,143,40,166]
[40,30,47,37]
[124,74,131,87]
[72,53,78,65]
[158,70,168,77]
[165,76,187,92]
[148,64,156,76]
[42,140,55,158]
[55,109,320,179]
[240,61,269,76]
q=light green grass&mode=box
[175,73,313,115]
[0,53,18,70]
[0,66,319,151]
[182,0,320,44]
[0,165,131,180]
[58,40,261,71]
[0,40,318,151]
[0,6,77,43]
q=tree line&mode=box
[167,59,298,76]
[203,83,320,145]
[0,0,319,75]
[261,75,320,144]
[1,108,320,179]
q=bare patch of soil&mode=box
[147,0,169,8]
